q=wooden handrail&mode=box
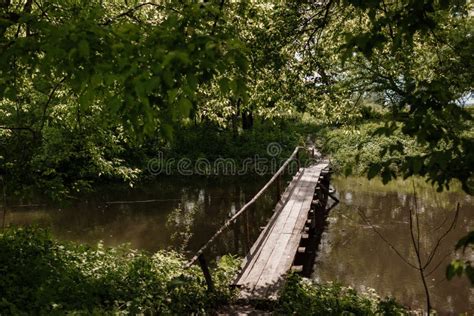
[186,146,304,268]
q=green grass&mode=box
[333,175,465,195]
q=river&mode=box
[2,175,472,313]
[313,176,473,314]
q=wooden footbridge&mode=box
[186,146,338,301]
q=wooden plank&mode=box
[236,172,311,287]
[252,232,292,296]
[281,176,313,234]
[237,179,307,291]
[237,168,320,290]
[236,170,304,286]
[236,162,329,300]
[238,168,304,274]
[256,181,311,283]
[264,172,323,298]
[263,167,324,298]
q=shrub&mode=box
[0,227,239,315]
[319,122,421,177]
[276,274,406,315]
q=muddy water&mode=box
[2,176,276,258]
[3,175,473,313]
[313,176,473,314]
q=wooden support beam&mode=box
[276,174,282,200]
[296,150,300,170]
[319,183,340,203]
[198,254,214,292]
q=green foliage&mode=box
[446,259,474,285]
[1,0,471,199]
[0,1,472,310]
[0,0,472,197]
[277,274,406,315]
[0,227,239,314]
[320,122,421,179]
[446,231,474,284]
[341,0,469,56]
[288,0,474,193]
[1,1,248,135]
[168,119,305,163]
[0,0,252,198]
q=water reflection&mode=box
[4,175,473,313]
[3,176,277,258]
[314,176,473,314]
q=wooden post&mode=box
[186,146,300,269]
[1,176,6,230]
[276,174,281,201]
[296,150,300,170]
[245,209,250,253]
[198,254,214,292]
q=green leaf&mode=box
[373,126,390,137]
[177,97,192,118]
[381,167,392,184]
[446,260,465,280]
[412,157,423,174]
[446,263,456,280]
[367,164,381,179]
[168,89,179,104]
[78,40,90,58]
[455,231,474,252]
[218,78,231,94]
[162,123,173,140]
[235,54,248,72]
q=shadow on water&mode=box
[313,176,473,314]
[2,175,278,259]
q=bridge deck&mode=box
[235,162,329,300]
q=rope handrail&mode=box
[185,146,304,268]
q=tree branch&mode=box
[210,0,225,36]
[357,208,418,269]
[101,2,178,26]
[423,203,460,270]
[39,76,68,132]
[0,126,35,134]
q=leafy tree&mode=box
[277,0,474,294]
[285,0,473,192]
[0,0,249,196]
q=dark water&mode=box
[3,175,473,313]
[313,177,473,314]
[2,176,277,258]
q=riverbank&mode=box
[0,227,405,315]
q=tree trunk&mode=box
[242,110,253,130]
